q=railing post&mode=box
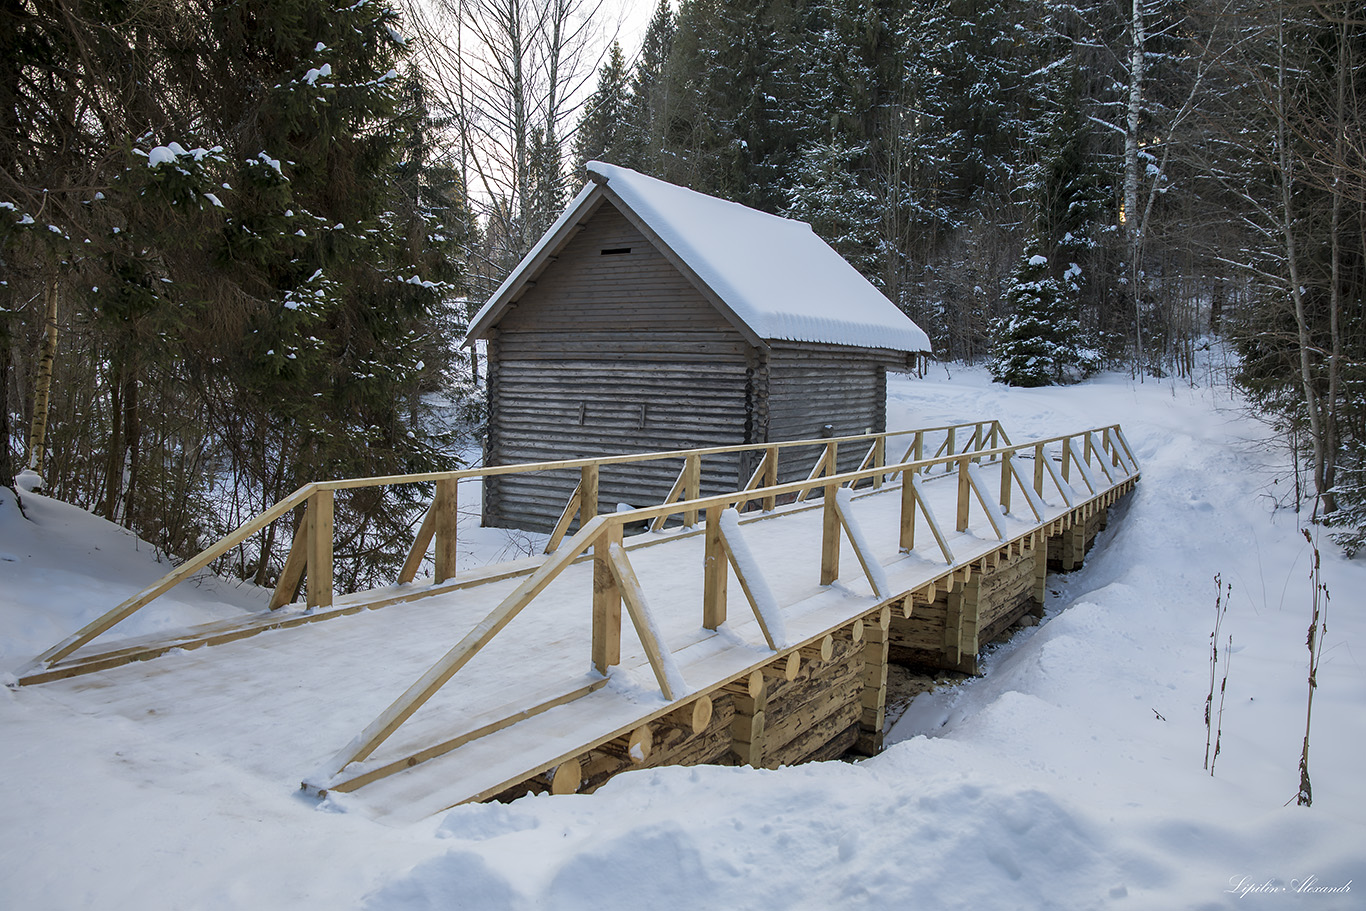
[581,463,600,527]
[1084,432,1094,469]
[703,504,727,630]
[763,445,778,511]
[899,467,916,551]
[434,478,458,584]
[683,453,701,527]
[945,427,956,471]
[914,430,924,469]
[306,489,334,610]
[1061,435,1072,482]
[1000,449,1013,514]
[592,522,622,674]
[1034,442,1046,495]
[956,456,971,532]
[873,436,886,489]
[820,478,840,585]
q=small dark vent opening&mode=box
[600,247,632,255]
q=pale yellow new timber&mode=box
[323,678,608,794]
[544,481,583,553]
[716,514,781,651]
[306,489,334,609]
[434,478,458,584]
[19,483,315,671]
[320,515,609,779]
[269,519,308,610]
[703,504,727,630]
[606,542,677,700]
[592,523,623,674]
[832,492,888,599]
[398,503,437,584]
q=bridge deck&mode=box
[24,429,1137,820]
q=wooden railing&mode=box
[16,420,1011,679]
[306,423,1138,792]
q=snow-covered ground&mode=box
[2,363,1362,910]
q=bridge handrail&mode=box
[310,422,1139,789]
[17,420,1139,685]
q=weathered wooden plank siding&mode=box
[483,203,760,532]
[499,206,729,333]
[763,343,897,483]
[485,332,754,530]
[485,358,752,530]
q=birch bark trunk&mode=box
[26,272,60,479]
[1125,0,1146,373]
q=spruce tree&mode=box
[1015,58,1111,344]
[783,0,915,291]
[183,0,460,585]
[573,42,632,176]
[622,0,677,173]
[655,0,800,210]
[989,242,1100,387]
[2,0,470,585]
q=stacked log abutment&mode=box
[759,629,867,769]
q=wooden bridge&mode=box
[14,420,1138,821]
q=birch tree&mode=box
[404,0,607,297]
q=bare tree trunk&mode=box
[26,271,59,479]
[0,303,16,500]
[1276,9,1332,517]
[1125,0,1146,374]
[101,361,125,522]
[1320,9,1348,515]
[122,360,140,529]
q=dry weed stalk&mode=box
[1205,573,1232,772]
[1294,529,1330,807]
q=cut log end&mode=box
[800,634,834,663]
[743,668,765,700]
[667,695,713,735]
[598,723,653,765]
[760,652,801,683]
[549,758,582,795]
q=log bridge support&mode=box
[490,488,1127,802]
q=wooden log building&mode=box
[465,161,932,532]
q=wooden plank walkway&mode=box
[15,422,1138,821]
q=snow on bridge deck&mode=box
[22,426,1138,821]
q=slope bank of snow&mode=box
[0,486,266,670]
[2,364,1362,910]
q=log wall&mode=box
[498,203,730,333]
[764,345,893,484]
[888,539,1046,674]
[1047,506,1104,571]
[484,329,753,531]
[489,622,877,801]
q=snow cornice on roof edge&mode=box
[464,162,932,355]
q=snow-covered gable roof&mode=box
[465,162,931,354]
